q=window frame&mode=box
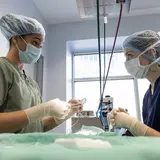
[72,51,142,121]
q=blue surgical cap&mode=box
[123,30,160,61]
[123,30,160,52]
[0,13,45,41]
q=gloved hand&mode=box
[54,99,83,125]
[24,98,71,123]
[117,107,128,114]
[108,110,149,136]
[68,99,83,113]
[107,107,128,127]
[107,108,118,131]
[109,111,135,129]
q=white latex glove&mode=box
[68,99,83,113]
[117,107,128,114]
[54,99,83,125]
[24,98,71,123]
[107,107,128,128]
[109,111,134,129]
[109,111,149,136]
[107,109,117,131]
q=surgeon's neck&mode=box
[147,71,160,88]
[6,49,22,69]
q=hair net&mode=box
[0,13,45,41]
[123,30,160,61]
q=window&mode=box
[73,52,147,119]
[74,79,136,117]
[75,81,99,112]
[104,79,136,117]
[74,53,129,78]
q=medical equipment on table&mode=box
[96,95,113,131]
[95,0,124,133]
[76,110,94,117]
[95,95,127,135]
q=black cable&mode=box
[103,21,106,86]
[102,1,123,96]
[100,18,107,130]
[98,1,107,130]
[97,1,124,113]
[96,0,102,97]
[103,0,106,86]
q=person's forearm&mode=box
[109,111,160,137]
[0,111,29,133]
[128,119,160,137]
[145,127,160,136]
[42,117,57,132]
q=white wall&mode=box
[0,0,49,101]
[47,13,160,133]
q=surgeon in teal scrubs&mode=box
[0,13,82,133]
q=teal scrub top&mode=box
[0,57,43,133]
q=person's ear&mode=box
[11,36,19,45]
[147,49,156,58]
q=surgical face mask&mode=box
[124,40,160,79]
[16,37,41,64]
[124,57,150,79]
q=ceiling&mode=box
[32,0,160,24]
